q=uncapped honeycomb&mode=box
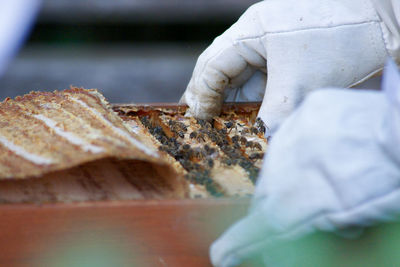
[115,103,268,198]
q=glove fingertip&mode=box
[179,92,187,105]
[210,239,241,267]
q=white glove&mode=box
[210,60,400,267]
[181,0,400,135]
[0,0,40,77]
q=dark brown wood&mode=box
[113,102,262,109]
[0,199,250,267]
[113,102,262,115]
[39,0,260,23]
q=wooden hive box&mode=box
[0,93,266,266]
[1,97,400,267]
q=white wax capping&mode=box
[246,137,260,142]
[70,97,159,158]
[40,103,54,109]
[33,114,104,154]
[0,136,54,165]
[127,121,140,134]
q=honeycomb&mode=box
[115,103,268,198]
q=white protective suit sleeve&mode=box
[0,1,40,77]
[372,0,400,61]
[181,0,400,135]
[210,60,400,267]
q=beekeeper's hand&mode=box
[210,60,400,267]
[180,0,400,135]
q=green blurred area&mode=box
[239,221,400,267]
[35,224,149,267]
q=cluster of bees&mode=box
[139,113,267,196]
[168,120,187,138]
[140,115,222,196]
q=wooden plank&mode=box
[112,102,262,117]
[0,199,250,266]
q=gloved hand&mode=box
[180,0,400,135]
[210,60,400,267]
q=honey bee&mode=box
[231,135,240,143]
[249,153,258,160]
[179,159,193,170]
[225,120,238,133]
[210,133,221,143]
[219,128,228,135]
[240,136,247,145]
[159,145,169,152]
[180,123,188,132]
[185,148,194,159]
[246,141,263,151]
[182,144,190,151]
[254,142,262,151]
[246,141,254,149]
[197,119,212,130]
[193,163,202,171]
[160,136,169,145]
[233,143,241,149]
[193,150,202,159]
[255,117,266,134]
[208,147,216,155]
[207,158,214,168]
[190,131,198,139]
[249,153,264,160]
[154,134,164,143]
[197,133,206,142]
[250,127,259,135]
[225,121,234,129]
[241,128,250,135]
[169,120,188,138]
[154,126,163,135]
[223,158,232,166]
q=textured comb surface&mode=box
[0,88,188,203]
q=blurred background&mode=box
[0,0,259,103]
